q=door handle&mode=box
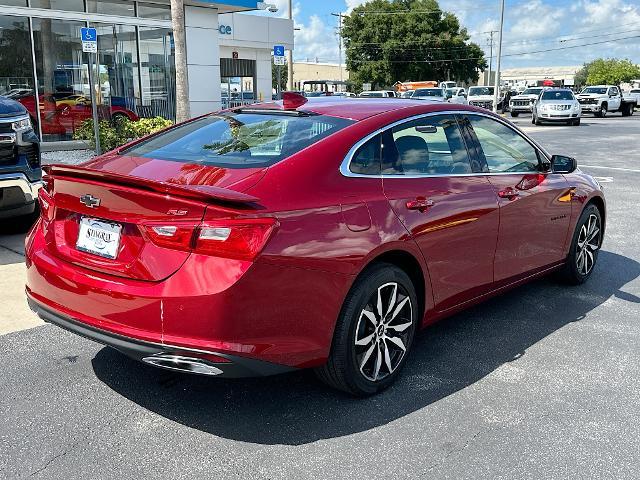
[497,187,520,200]
[406,198,434,212]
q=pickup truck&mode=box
[0,96,41,220]
[467,86,506,112]
[576,85,637,117]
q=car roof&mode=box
[240,97,485,121]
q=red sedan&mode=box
[25,94,605,395]
[17,94,138,136]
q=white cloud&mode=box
[294,14,340,62]
[344,0,368,13]
[266,0,640,67]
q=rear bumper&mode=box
[27,295,297,378]
[25,220,351,369]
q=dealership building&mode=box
[0,0,293,144]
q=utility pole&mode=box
[331,12,344,87]
[487,30,496,86]
[286,0,294,91]
[493,0,505,114]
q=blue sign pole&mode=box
[81,28,100,154]
[274,46,285,99]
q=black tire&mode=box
[573,118,581,126]
[621,103,633,117]
[510,111,519,117]
[315,262,418,396]
[596,103,607,118]
[557,204,602,285]
[534,115,542,126]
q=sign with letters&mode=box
[80,27,97,53]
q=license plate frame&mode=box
[76,217,122,260]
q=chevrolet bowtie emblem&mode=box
[80,194,100,208]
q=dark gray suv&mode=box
[0,96,41,219]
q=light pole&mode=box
[493,0,505,113]
[287,0,294,91]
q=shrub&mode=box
[73,116,173,152]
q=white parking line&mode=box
[581,165,640,173]
[593,176,614,183]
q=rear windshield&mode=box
[541,90,574,100]
[121,112,353,167]
[414,88,444,97]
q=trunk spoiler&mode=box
[43,164,260,206]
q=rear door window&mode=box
[382,114,472,175]
[121,113,354,168]
[350,135,381,175]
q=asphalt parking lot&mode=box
[1,113,639,479]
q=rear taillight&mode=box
[141,217,277,261]
[38,188,54,222]
[142,223,197,252]
[196,218,277,261]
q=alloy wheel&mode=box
[354,282,413,382]
[576,214,601,276]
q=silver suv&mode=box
[532,89,581,126]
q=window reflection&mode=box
[139,27,175,121]
[0,15,34,103]
[138,2,171,20]
[91,23,140,122]
[32,18,87,140]
[86,0,136,17]
[30,0,84,11]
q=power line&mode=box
[347,34,640,64]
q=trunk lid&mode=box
[42,160,263,282]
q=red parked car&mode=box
[17,94,138,136]
[25,94,605,395]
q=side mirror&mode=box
[551,154,577,173]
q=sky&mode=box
[259,0,640,69]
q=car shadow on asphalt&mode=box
[92,250,640,445]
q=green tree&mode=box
[583,58,640,85]
[342,0,486,90]
[574,65,588,88]
[272,60,288,93]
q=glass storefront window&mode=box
[86,0,136,17]
[0,0,28,7]
[0,15,35,118]
[138,2,171,20]
[138,27,175,121]
[91,23,141,122]
[30,0,84,12]
[32,18,88,141]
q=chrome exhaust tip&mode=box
[142,354,224,376]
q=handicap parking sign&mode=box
[81,27,97,42]
[273,45,285,57]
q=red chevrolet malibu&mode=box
[25,94,605,395]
